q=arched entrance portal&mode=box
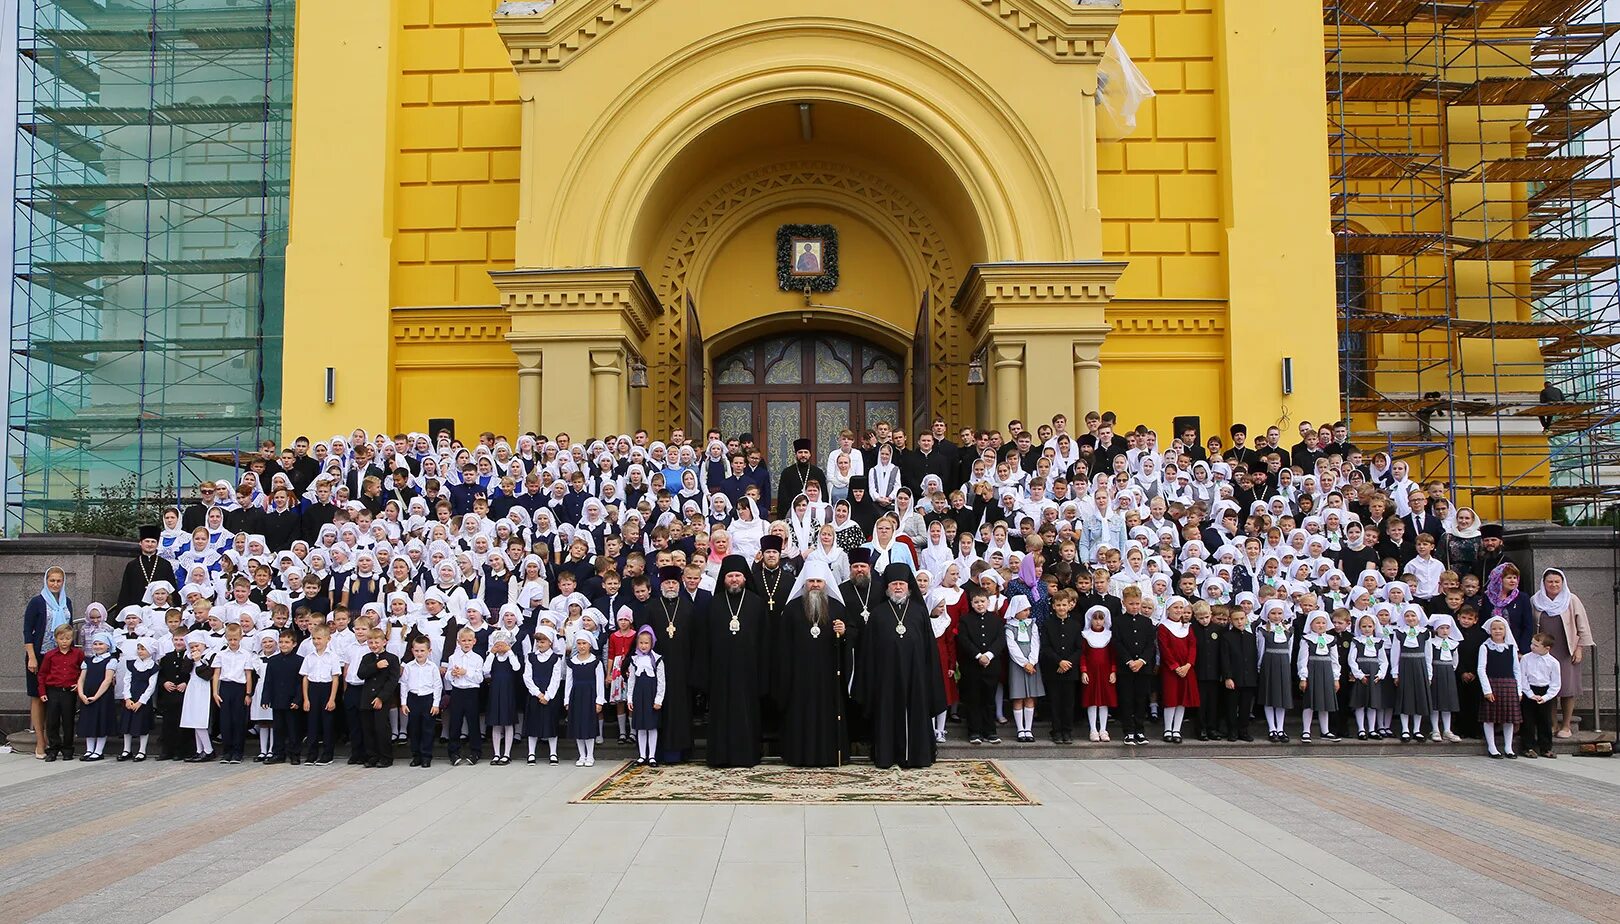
[712,333,903,469]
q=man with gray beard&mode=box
[645,565,697,762]
[853,563,945,769]
[776,561,854,766]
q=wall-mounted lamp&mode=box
[324,367,336,404]
[628,358,648,388]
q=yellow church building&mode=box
[276,0,1617,521]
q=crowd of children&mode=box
[19,413,1596,766]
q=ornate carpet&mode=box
[575,759,1036,805]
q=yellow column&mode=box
[955,262,1125,428]
[1216,2,1338,431]
[494,268,657,438]
[282,1,397,438]
[516,351,543,434]
[591,349,624,435]
[1073,339,1102,416]
[991,342,1026,430]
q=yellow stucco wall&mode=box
[285,0,1340,447]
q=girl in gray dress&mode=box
[1426,613,1462,742]
[1004,596,1045,743]
[1296,612,1341,742]
[1257,600,1295,743]
[1348,614,1389,739]
[1389,604,1432,741]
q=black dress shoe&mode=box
[117,752,131,762]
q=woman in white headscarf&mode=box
[1531,567,1593,739]
[727,497,766,561]
[804,523,851,585]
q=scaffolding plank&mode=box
[33,29,152,52]
[1334,152,1427,178]
[36,103,287,126]
[1542,333,1620,361]
[19,198,103,232]
[1328,0,1424,25]
[1339,311,1453,333]
[1469,155,1602,183]
[1500,0,1601,29]
[18,121,102,166]
[1334,231,1451,255]
[1530,177,1620,204]
[1547,72,1604,106]
[1527,108,1612,144]
[1452,76,1568,106]
[34,257,263,278]
[19,48,99,95]
[1532,23,1620,63]
[1456,319,1594,339]
[43,179,286,201]
[1328,71,1434,101]
[1453,237,1608,261]
[14,272,100,300]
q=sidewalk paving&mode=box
[0,751,1614,923]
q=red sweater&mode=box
[38,647,84,689]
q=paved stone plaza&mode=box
[1,752,1616,924]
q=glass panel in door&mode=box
[766,401,802,472]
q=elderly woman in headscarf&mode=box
[23,566,72,759]
[1531,567,1595,739]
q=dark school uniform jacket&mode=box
[1217,625,1259,688]
[1192,621,1221,682]
[1112,613,1157,674]
[358,651,402,708]
[259,651,305,710]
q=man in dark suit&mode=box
[1222,423,1260,470]
[181,481,219,532]
[1404,489,1444,541]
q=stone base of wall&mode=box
[1505,526,1619,730]
[0,535,137,716]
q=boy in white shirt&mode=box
[399,637,442,768]
[442,628,486,766]
[1519,632,1562,759]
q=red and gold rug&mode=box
[575,759,1036,805]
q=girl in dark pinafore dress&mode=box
[1348,614,1388,739]
[522,626,564,765]
[1390,604,1432,742]
[118,637,158,760]
[1427,613,1462,742]
[1256,600,1295,743]
[483,629,522,765]
[564,632,604,767]
[1477,615,1523,759]
[625,626,666,766]
[75,634,119,760]
[1296,612,1340,742]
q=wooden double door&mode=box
[712,333,904,468]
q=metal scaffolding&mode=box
[8,0,292,533]
[1326,0,1620,522]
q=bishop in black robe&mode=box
[697,555,767,768]
[116,526,178,611]
[853,563,945,769]
[646,566,698,758]
[775,561,855,767]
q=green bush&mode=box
[45,476,176,539]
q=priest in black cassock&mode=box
[751,534,794,751]
[838,547,878,750]
[116,525,178,611]
[773,438,827,519]
[853,563,946,769]
[645,565,697,763]
[775,560,855,767]
[697,555,767,768]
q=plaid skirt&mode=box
[1479,677,1522,725]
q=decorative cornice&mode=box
[964,0,1120,64]
[394,322,512,342]
[490,266,660,340]
[494,0,1117,71]
[953,261,1128,332]
[495,0,652,71]
[1107,309,1226,336]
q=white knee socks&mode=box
[934,712,947,736]
[491,726,513,757]
[87,736,105,756]
[138,733,148,755]
[1502,723,1515,754]
[123,734,134,754]
[1379,707,1392,732]
[258,726,272,754]
[1483,721,1499,754]
[1164,705,1184,733]
[1400,714,1412,733]
[1300,709,1327,733]
[194,729,212,755]
[617,714,627,737]
[635,729,658,759]
[1265,706,1285,733]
